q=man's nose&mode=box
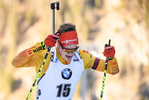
[68,52,74,55]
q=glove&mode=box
[44,34,59,47]
[103,45,115,58]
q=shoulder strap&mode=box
[75,49,84,70]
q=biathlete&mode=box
[12,23,119,100]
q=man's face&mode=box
[58,44,78,61]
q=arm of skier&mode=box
[100,45,119,74]
[12,34,59,78]
[93,45,119,74]
[12,34,59,68]
[80,45,119,75]
[11,42,48,68]
[93,57,119,75]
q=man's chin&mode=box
[65,58,72,61]
[65,55,72,61]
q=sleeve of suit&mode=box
[12,42,51,77]
[79,49,119,75]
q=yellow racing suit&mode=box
[12,42,119,78]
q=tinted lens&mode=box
[62,47,79,53]
[58,40,79,53]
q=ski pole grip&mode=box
[51,3,55,9]
[108,39,111,46]
[51,1,60,10]
[105,39,111,47]
[56,2,59,10]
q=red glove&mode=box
[103,46,115,58]
[44,34,59,47]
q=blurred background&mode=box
[0,0,149,100]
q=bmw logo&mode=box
[61,68,72,80]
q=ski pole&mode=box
[100,39,111,100]
[51,1,59,34]
[26,48,50,100]
[26,1,60,100]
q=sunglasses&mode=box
[58,41,79,53]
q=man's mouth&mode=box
[66,55,72,58]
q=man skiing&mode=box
[12,23,119,100]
